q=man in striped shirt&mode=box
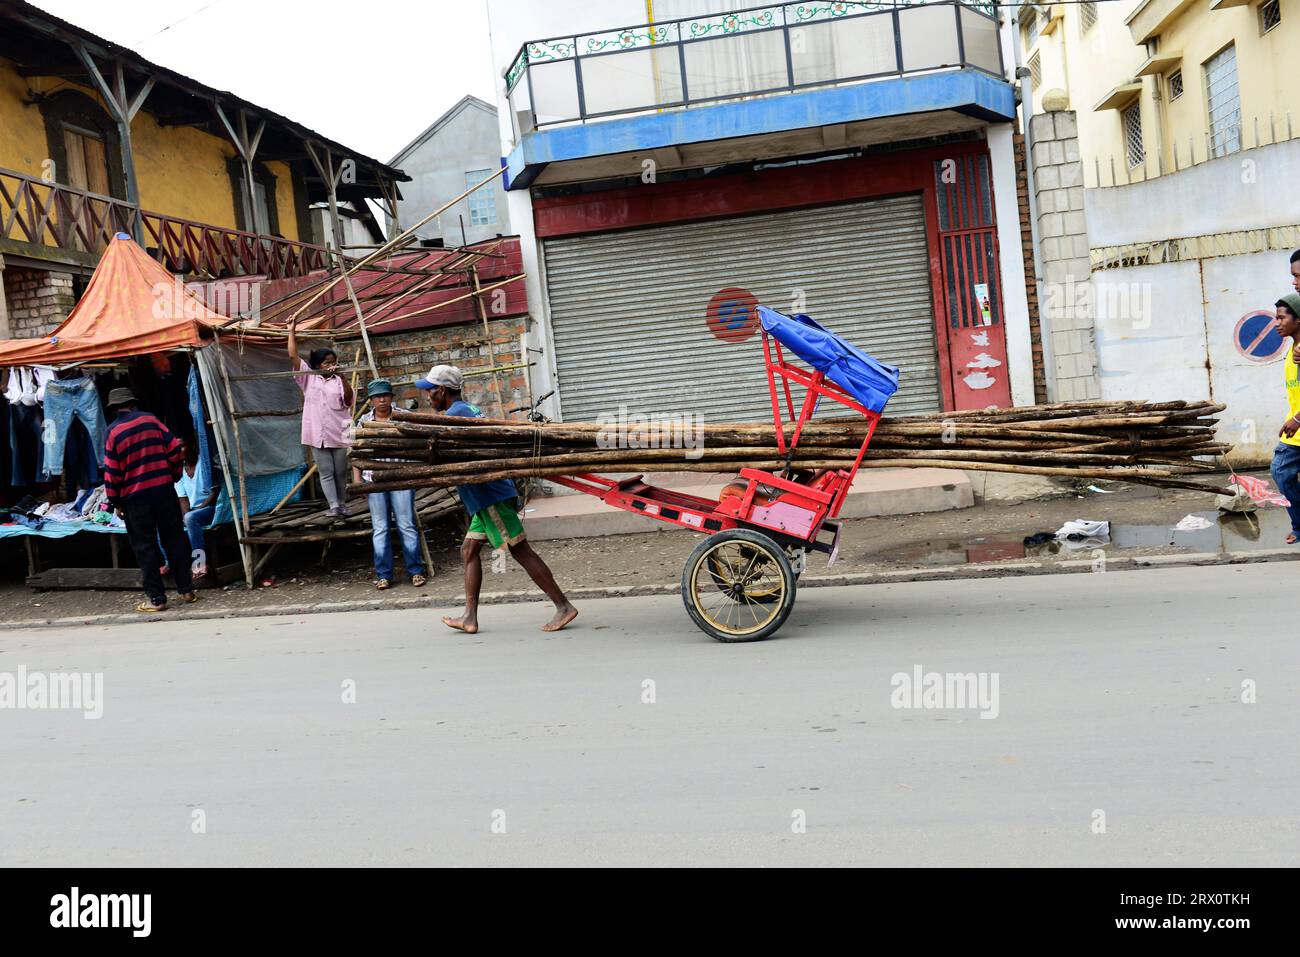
[103,387,199,612]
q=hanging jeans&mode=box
[123,487,194,606]
[42,377,105,478]
[368,490,424,581]
[9,402,44,485]
[310,446,349,509]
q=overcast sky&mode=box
[27,0,499,162]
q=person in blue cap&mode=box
[353,379,427,590]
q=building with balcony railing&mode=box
[486,0,1035,422]
[0,0,408,339]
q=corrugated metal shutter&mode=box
[543,194,939,423]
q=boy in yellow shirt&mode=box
[1271,292,1300,542]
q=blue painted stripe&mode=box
[506,69,1014,189]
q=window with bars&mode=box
[1204,44,1242,158]
[1029,52,1041,90]
[1080,2,1097,32]
[1122,102,1144,169]
[1260,0,1281,34]
[465,169,497,226]
[1168,69,1183,101]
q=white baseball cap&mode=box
[415,364,463,390]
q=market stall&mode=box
[0,233,288,589]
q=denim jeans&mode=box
[9,402,44,485]
[41,377,105,478]
[368,490,424,580]
[1271,442,1300,535]
[184,504,216,563]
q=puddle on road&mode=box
[865,509,1292,568]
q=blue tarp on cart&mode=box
[757,306,900,414]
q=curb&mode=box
[7,547,1299,631]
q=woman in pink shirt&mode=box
[288,326,354,517]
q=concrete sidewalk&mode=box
[523,467,974,541]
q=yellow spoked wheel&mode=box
[706,545,804,604]
[683,530,797,642]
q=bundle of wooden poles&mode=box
[350,399,1233,495]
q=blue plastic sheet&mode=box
[0,520,125,539]
[757,306,900,414]
[210,465,305,526]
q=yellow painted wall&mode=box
[0,59,54,176]
[1021,0,1300,186]
[0,56,301,241]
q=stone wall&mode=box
[370,314,530,418]
[1030,110,1101,401]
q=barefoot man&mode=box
[418,365,578,633]
[1272,292,1300,543]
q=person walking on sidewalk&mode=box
[353,379,428,590]
[288,324,353,518]
[1272,292,1300,543]
[102,388,199,613]
[417,365,577,634]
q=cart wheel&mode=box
[683,529,796,642]
[706,544,803,604]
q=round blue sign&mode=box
[1234,311,1285,362]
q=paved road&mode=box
[1,563,1295,866]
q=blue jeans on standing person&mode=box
[1271,442,1300,536]
[41,377,105,478]
[368,489,425,580]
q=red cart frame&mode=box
[550,326,882,565]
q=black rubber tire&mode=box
[682,529,797,642]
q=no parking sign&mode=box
[1233,310,1285,362]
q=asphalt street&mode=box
[0,563,1294,866]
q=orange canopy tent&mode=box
[0,234,234,367]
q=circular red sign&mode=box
[705,287,759,343]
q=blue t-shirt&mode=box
[446,399,519,516]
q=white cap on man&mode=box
[415,364,463,391]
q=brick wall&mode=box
[1,267,76,338]
[1014,128,1048,404]
[369,314,530,418]
[1030,110,1100,402]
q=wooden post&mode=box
[470,263,506,415]
[304,141,378,376]
[207,335,256,588]
[73,46,153,243]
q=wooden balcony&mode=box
[0,165,329,280]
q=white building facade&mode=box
[487,0,1034,423]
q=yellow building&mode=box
[1019,0,1298,185]
[0,0,406,337]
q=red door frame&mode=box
[531,138,1006,412]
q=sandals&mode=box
[375,579,392,590]
[410,574,427,588]
[180,592,200,604]
[136,600,167,613]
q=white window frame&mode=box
[465,169,497,227]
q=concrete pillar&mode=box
[1030,110,1101,401]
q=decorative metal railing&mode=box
[0,166,329,280]
[505,0,1004,136]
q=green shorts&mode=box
[466,499,526,548]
